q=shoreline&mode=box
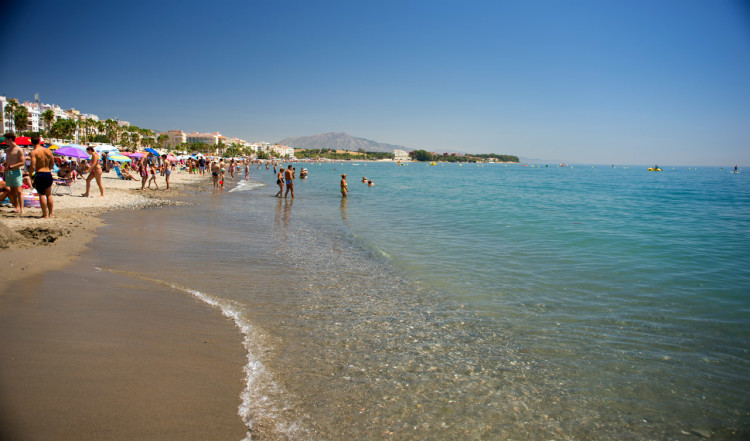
[0,170,250,440]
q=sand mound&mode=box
[0,220,22,248]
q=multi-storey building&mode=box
[161,130,187,148]
[270,144,295,159]
[186,131,221,145]
[393,149,410,162]
[1,95,10,132]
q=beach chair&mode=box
[53,177,74,195]
[114,166,126,180]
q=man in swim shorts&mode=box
[211,161,220,189]
[284,165,294,198]
[29,134,54,218]
[3,132,25,214]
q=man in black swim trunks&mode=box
[29,134,54,218]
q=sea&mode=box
[72,163,750,439]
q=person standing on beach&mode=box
[275,168,284,197]
[147,161,159,189]
[161,155,172,190]
[244,160,249,180]
[139,153,151,190]
[284,165,294,198]
[83,146,104,197]
[29,135,54,218]
[211,161,220,189]
[340,174,348,197]
[3,133,25,213]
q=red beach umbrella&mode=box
[1,136,36,146]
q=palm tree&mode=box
[130,131,140,148]
[85,118,96,143]
[4,99,20,132]
[157,133,169,149]
[104,119,117,144]
[14,106,30,133]
[96,120,105,140]
[41,109,55,136]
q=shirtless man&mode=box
[211,161,221,189]
[139,153,151,190]
[29,135,54,218]
[284,165,294,198]
[161,154,172,189]
[83,146,104,197]
[3,133,25,213]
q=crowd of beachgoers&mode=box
[0,131,334,251]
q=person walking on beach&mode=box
[147,161,159,189]
[83,146,104,197]
[284,165,294,198]
[244,160,249,180]
[2,133,25,214]
[340,174,348,197]
[29,135,54,218]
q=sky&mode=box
[1,0,749,165]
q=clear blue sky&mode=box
[2,0,748,165]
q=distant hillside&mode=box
[278,132,408,153]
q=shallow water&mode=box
[89,163,749,439]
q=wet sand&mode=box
[0,170,249,440]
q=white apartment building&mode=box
[248,142,271,153]
[1,95,10,132]
[270,144,295,159]
[41,103,70,122]
[226,137,247,147]
[186,131,221,145]
[161,129,187,148]
[393,149,410,161]
[17,101,40,133]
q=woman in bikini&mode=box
[83,147,104,197]
[340,174,348,197]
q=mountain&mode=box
[278,132,408,153]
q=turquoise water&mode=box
[93,163,750,439]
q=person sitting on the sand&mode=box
[57,162,72,179]
[120,166,135,180]
[0,179,10,203]
[78,160,90,175]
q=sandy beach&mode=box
[0,170,249,440]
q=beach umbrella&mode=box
[94,144,119,153]
[14,136,32,145]
[129,152,145,158]
[166,153,177,161]
[145,147,160,156]
[48,144,60,150]
[108,154,131,163]
[53,146,90,159]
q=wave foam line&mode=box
[229,180,266,193]
[97,267,313,440]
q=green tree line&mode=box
[295,148,395,160]
[409,149,519,163]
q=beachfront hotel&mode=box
[1,94,101,140]
[3,93,252,153]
